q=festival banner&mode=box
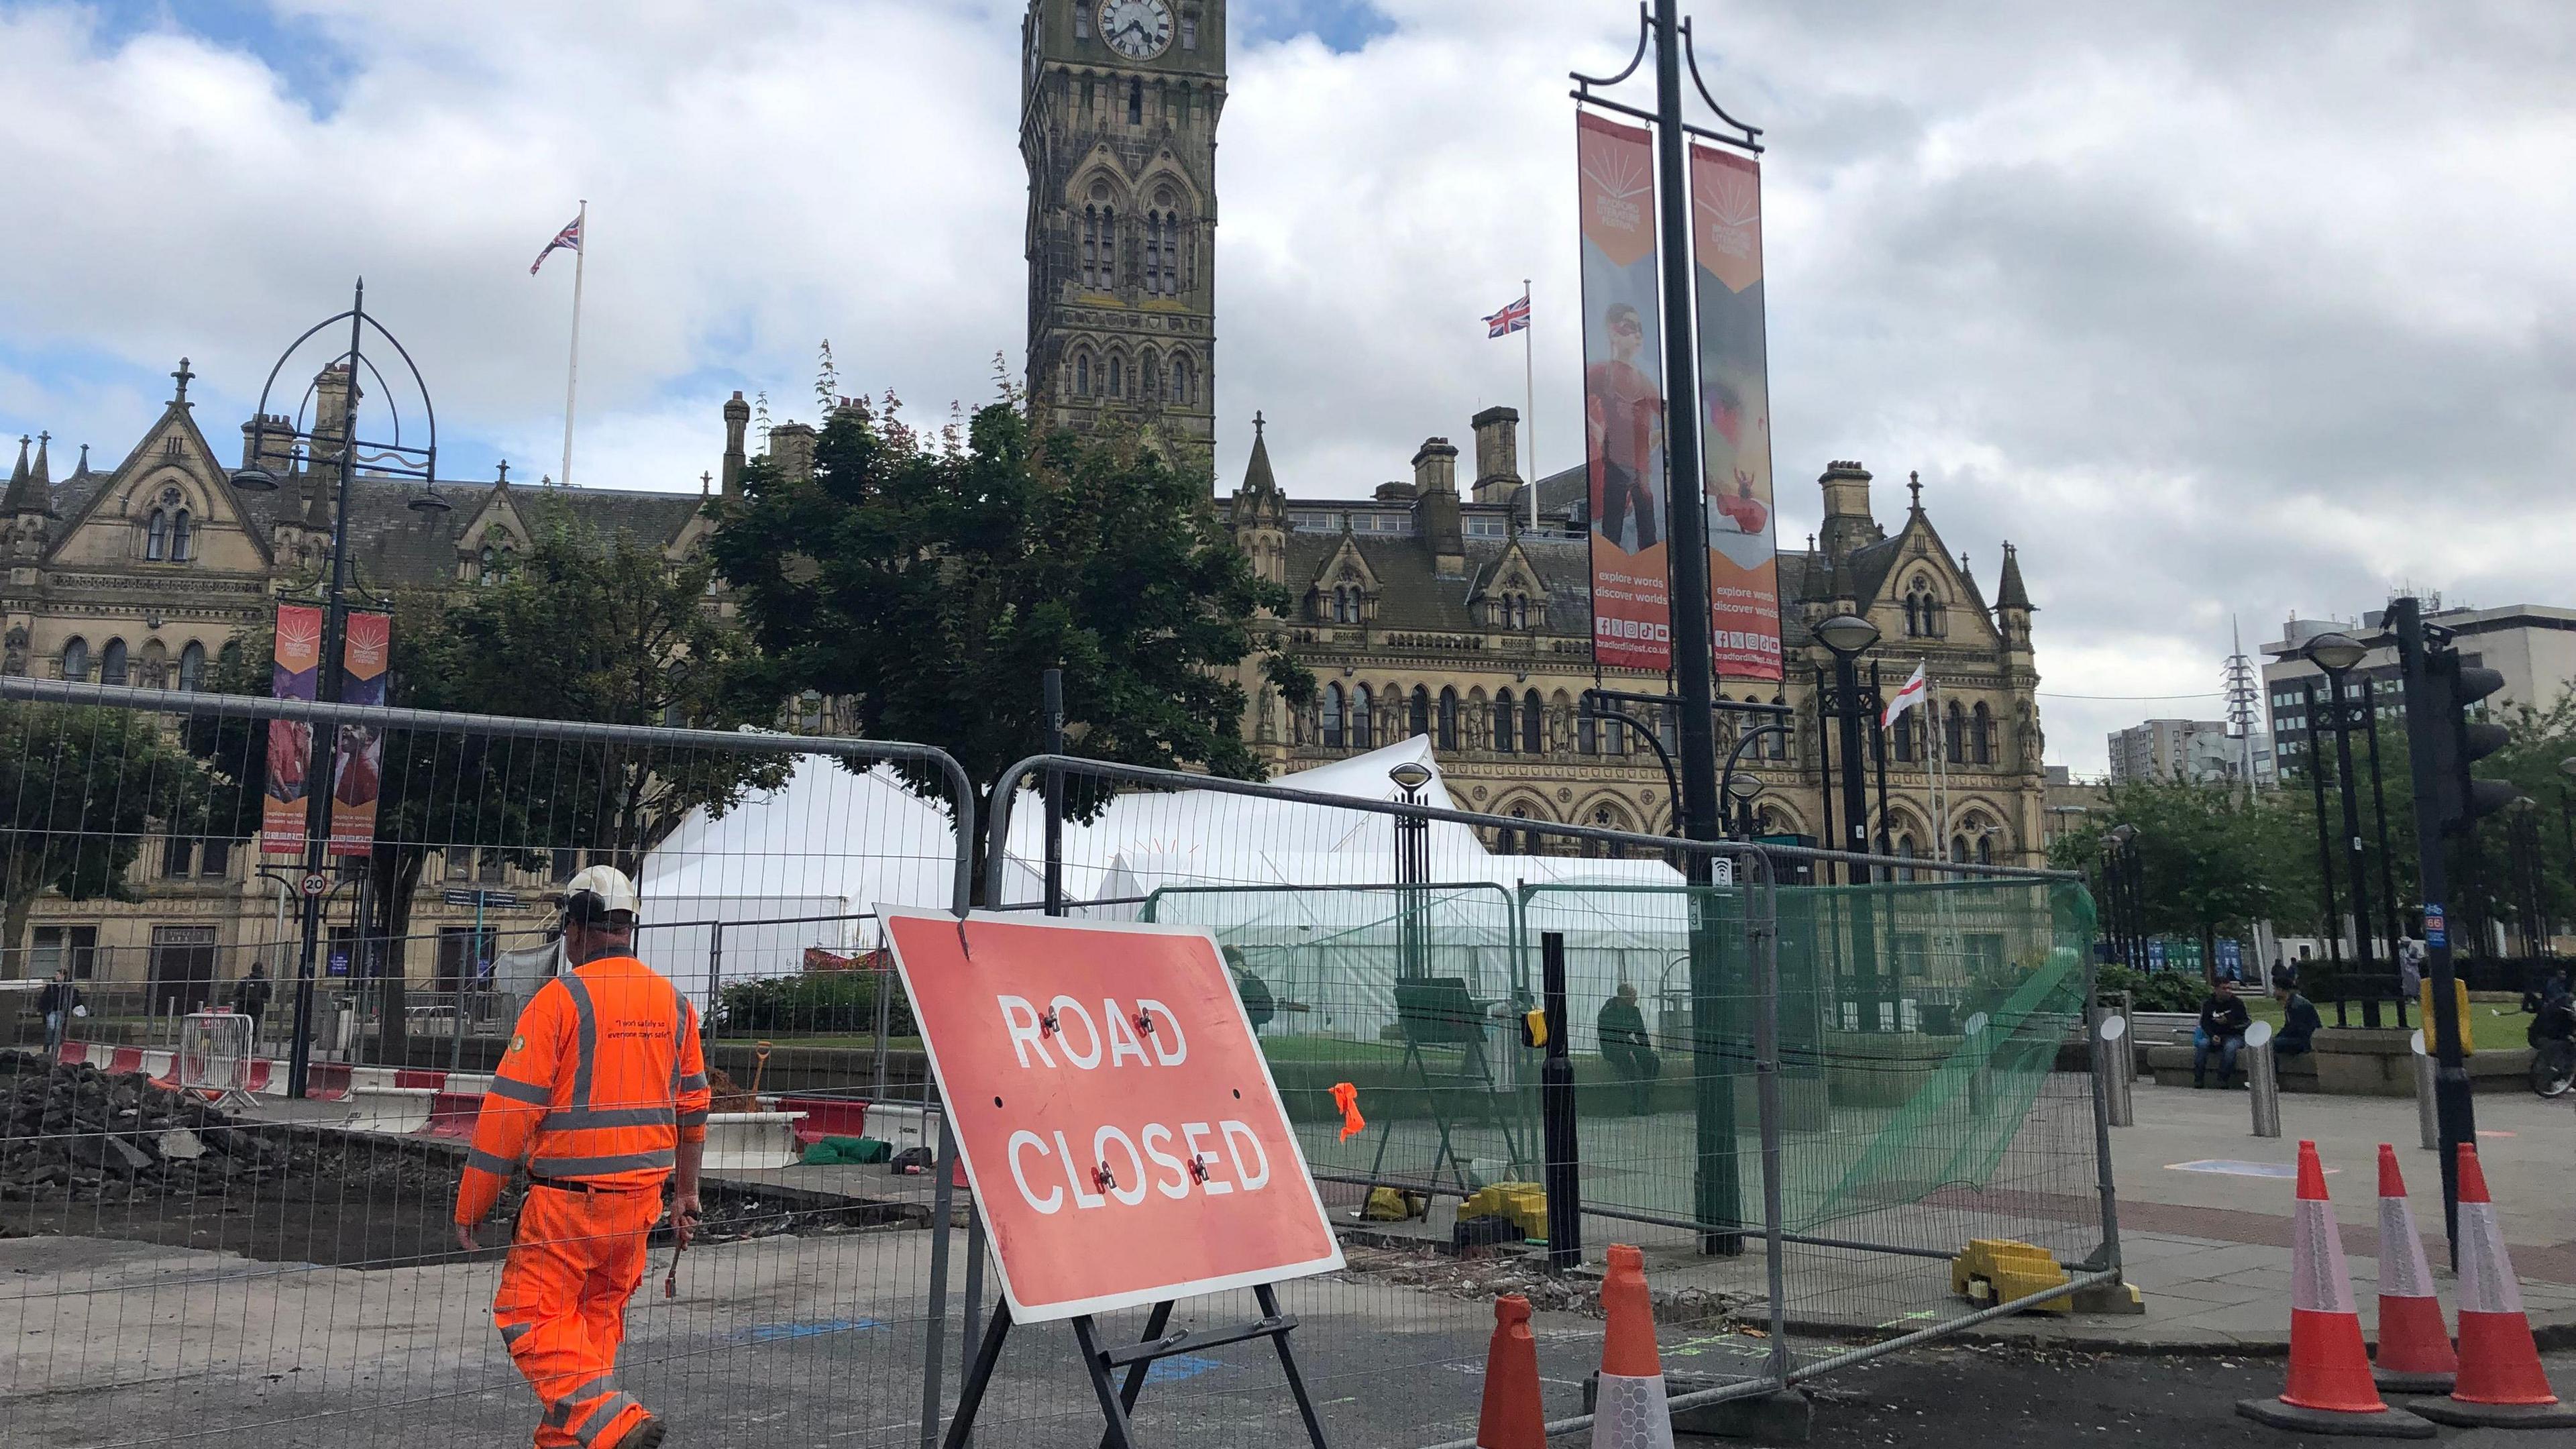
[1577,110,1672,672]
[261,604,323,855]
[1690,141,1784,680]
[329,611,389,856]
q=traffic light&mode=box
[2426,649,2516,837]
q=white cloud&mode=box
[3,0,2572,773]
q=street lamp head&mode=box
[2107,822,2138,845]
[406,484,451,516]
[2303,631,2367,674]
[228,464,280,492]
[2559,755,2576,780]
[1724,772,1762,804]
[1813,612,1881,659]
[1387,761,1434,793]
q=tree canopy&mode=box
[0,702,201,977]
[708,394,1309,879]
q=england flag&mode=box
[1882,664,1929,729]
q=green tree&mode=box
[193,500,785,1059]
[2051,776,2289,983]
[0,702,202,977]
[708,394,1309,889]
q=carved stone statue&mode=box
[2,626,25,677]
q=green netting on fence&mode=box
[1147,872,2096,1247]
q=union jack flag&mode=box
[529,214,582,275]
[1483,292,1531,338]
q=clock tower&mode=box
[1020,0,1224,468]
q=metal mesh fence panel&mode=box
[0,678,973,1448]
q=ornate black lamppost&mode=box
[2302,631,2387,1027]
[229,280,447,1098]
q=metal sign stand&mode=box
[939,1283,1330,1449]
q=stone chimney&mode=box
[721,391,751,498]
[241,414,298,478]
[767,421,818,483]
[1410,437,1464,576]
[1817,460,1883,561]
[311,363,360,463]
[1469,406,1521,503]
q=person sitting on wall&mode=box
[2275,986,2323,1062]
[2194,977,2253,1089]
[1596,983,1660,1114]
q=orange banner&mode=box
[328,611,388,856]
[880,907,1342,1323]
[261,604,321,855]
[1692,142,1782,680]
[1578,110,1672,671]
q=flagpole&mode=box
[1522,278,1537,531]
[559,199,586,487]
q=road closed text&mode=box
[993,994,1272,1214]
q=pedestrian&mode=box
[2193,977,2252,1089]
[35,968,82,1059]
[453,866,708,1449]
[1596,982,1660,1114]
[2275,986,2323,1062]
[2267,955,2295,996]
[2396,934,2425,1003]
[229,964,272,1041]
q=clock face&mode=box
[1098,0,1173,61]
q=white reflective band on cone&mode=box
[1591,1373,1674,1449]
[2290,1198,2356,1314]
[2377,1194,2438,1299]
[2455,1202,2524,1316]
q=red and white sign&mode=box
[878,906,1343,1322]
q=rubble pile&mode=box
[0,1050,284,1203]
[1337,1241,1750,1322]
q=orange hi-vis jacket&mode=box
[455,955,712,1226]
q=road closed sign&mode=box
[878,906,1343,1322]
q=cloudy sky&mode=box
[3,1,2570,773]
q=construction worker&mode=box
[453,865,710,1449]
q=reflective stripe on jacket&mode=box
[453,955,712,1225]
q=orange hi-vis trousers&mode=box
[496,1181,661,1448]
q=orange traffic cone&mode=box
[2410,1144,2576,1429]
[2370,1144,2457,1394]
[1474,1295,1548,1449]
[1589,1244,1673,1449]
[2235,1142,2433,1438]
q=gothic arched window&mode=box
[1108,354,1124,398]
[1321,684,1345,749]
[1493,690,1517,754]
[1945,701,1968,764]
[1170,352,1191,403]
[1523,695,1544,754]
[1436,688,1460,751]
[1128,77,1143,125]
[145,509,168,561]
[1768,696,1790,759]
[1082,205,1100,288]
[1352,684,1375,750]
[1972,702,1995,765]
[1075,353,1091,396]
[1602,713,1626,756]
[171,509,192,562]
[178,641,206,692]
[1499,805,1534,854]
[101,639,128,687]
[60,637,88,682]
[1578,710,1598,755]
[1409,686,1430,740]
[1892,708,1917,763]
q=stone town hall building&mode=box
[0,0,2048,1006]
[1015,0,2049,863]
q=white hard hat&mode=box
[562,864,641,926]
